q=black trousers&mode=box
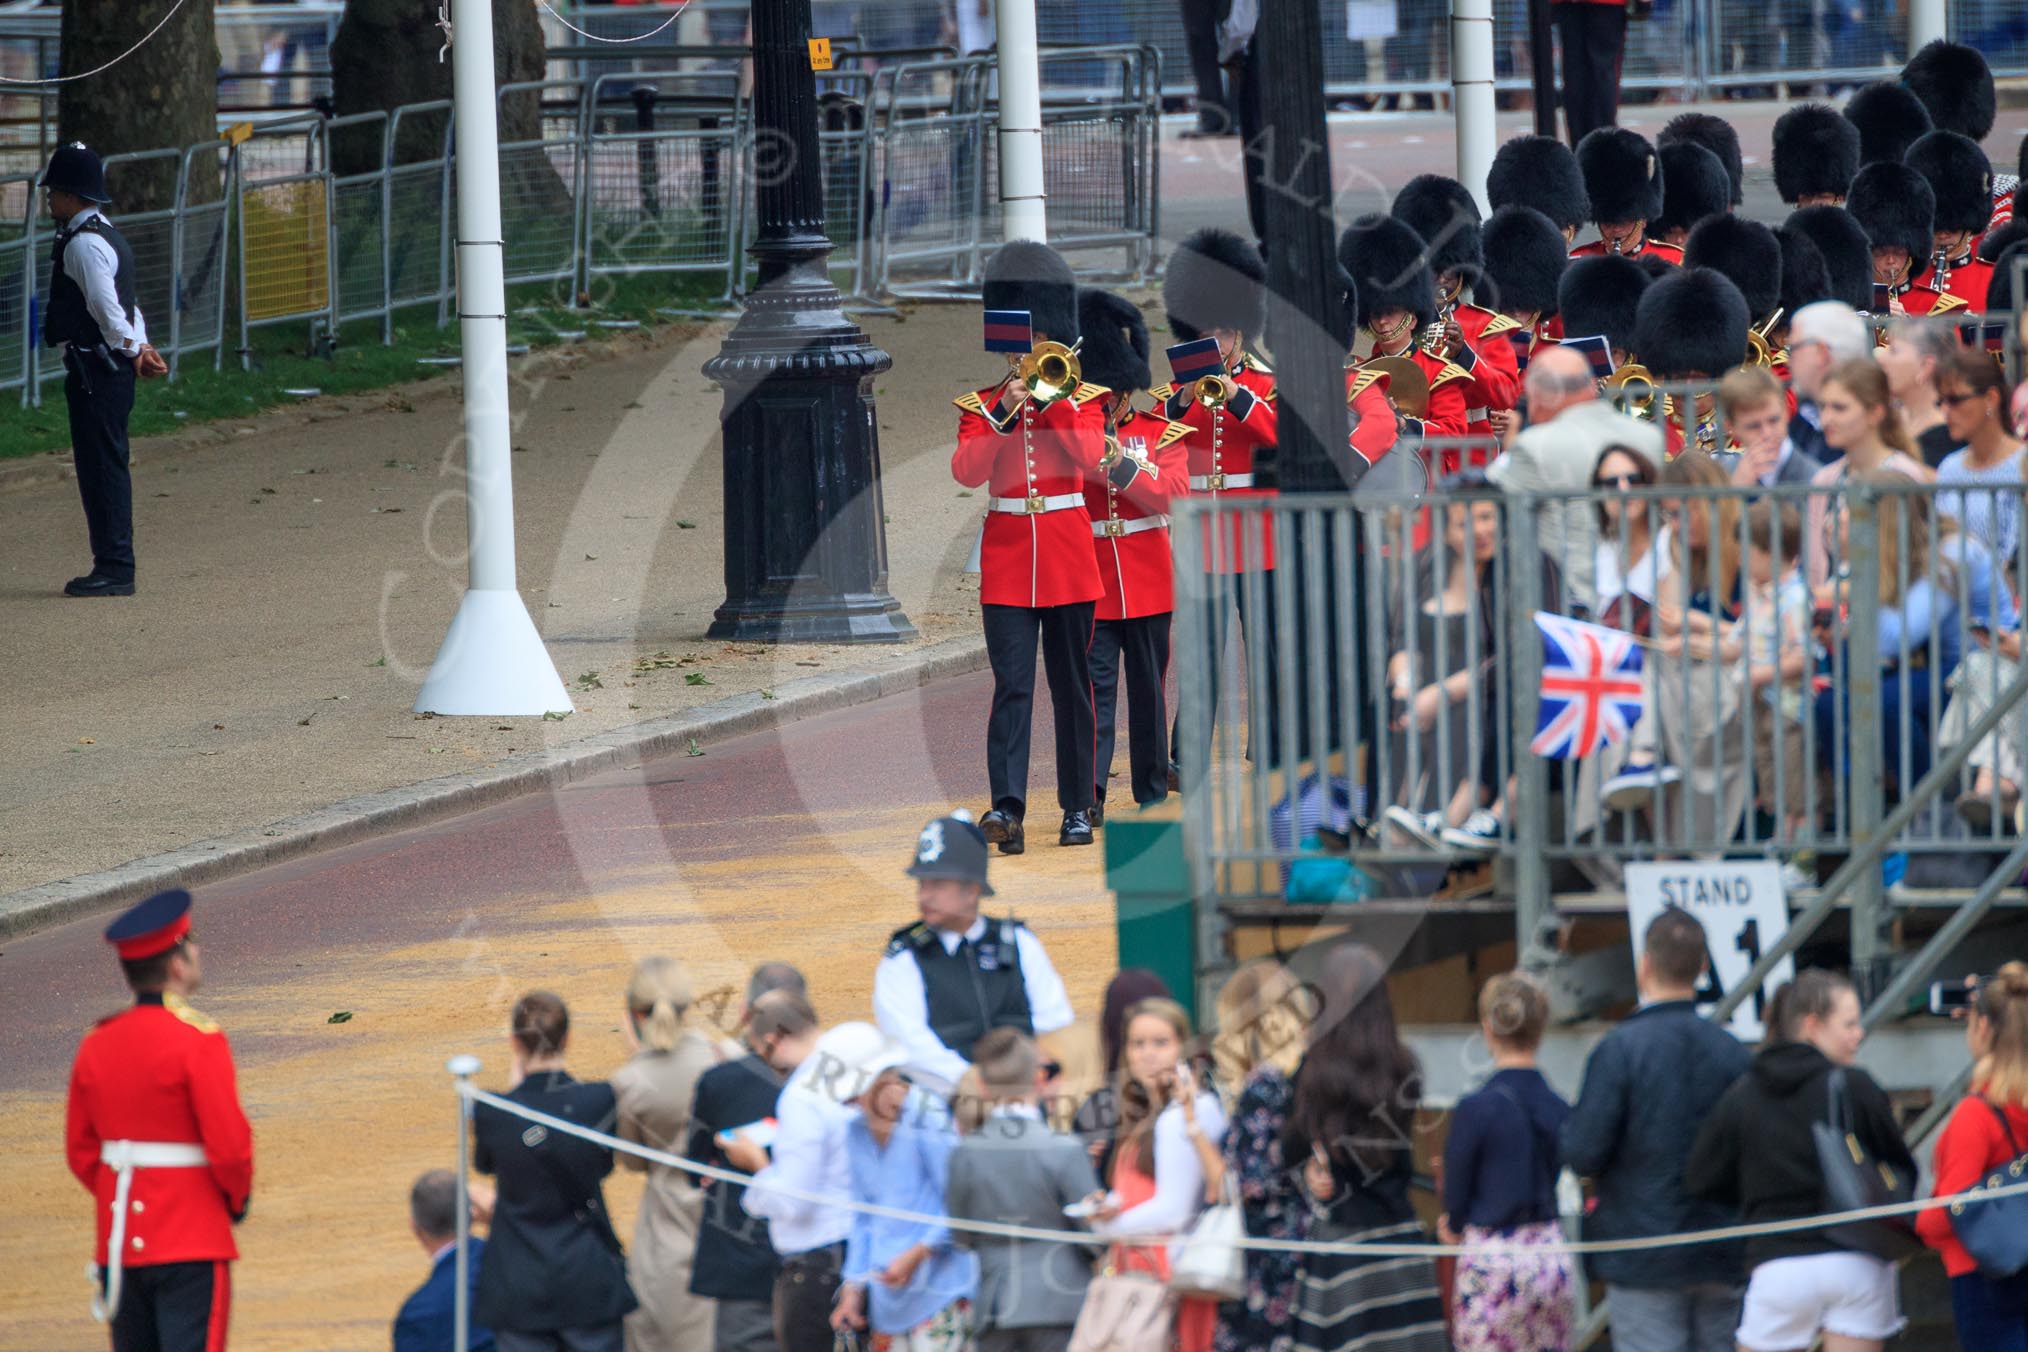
[1555,3,1626,148]
[1178,0,1230,130]
[983,601,1098,817]
[64,352,138,580]
[773,1243,843,1352]
[1092,613,1172,808]
[1233,40,1267,242]
[107,1259,229,1352]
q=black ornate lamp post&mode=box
[703,0,915,642]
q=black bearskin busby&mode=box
[1338,213,1437,332]
[1075,287,1150,394]
[1772,104,1861,206]
[1633,267,1750,378]
[1163,227,1267,343]
[1846,161,1937,270]
[1775,224,1834,317]
[982,240,1078,344]
[1487,134,1590,234]
[1902,40,1997,142]
[1661,112,1744,208]
[1786,206,1875,310]
[1981,219,2028,265]
[1481,206,1568,317]
[1559,256,1651,354]
[1578,127,1664,225]
[1905,131,1994,237]
[1684,215,1782,319]
[1391,173,1483,279]
[1844,81,1933,167]
[1987,243,2028,315]
[1651,141,1732,241]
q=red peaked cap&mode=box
[104,888,194,959]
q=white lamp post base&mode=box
[413,587,575,717]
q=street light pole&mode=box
[703,0,915,642]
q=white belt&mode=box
[1189,472,1255,490]
[1092,514,1169,538]
[988,492,1086,515]
[92,1141,208,1323]
[1465,406,1489,422]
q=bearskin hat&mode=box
[1487,134,1590,233]
[1480,206,1567,317]
[982,240,1078,344]
[1902,40,1996,142]
[1391,173,1483,278]
[1847,161,1937,268]
[1578,127,1665,225]
[1651,141,1732,240]
[1772,104,1861,206]
[1981,219,2028,265]
[1338,213,1437,330]
[1905,131,1994,237]
[1633,267,1750,378]
[1559,255,1650,354]
[1661,112,1744,208]
[1684,215,1782,318]
[1162,227,1267,343]
[1844,81,1933,167]
[1774,224,1834,317]
[1786,206,1875,310]
[1075,287,1150,393]
[1987,243,2028,314]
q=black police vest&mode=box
[45,214,137,349]
[887,919,1034,1057]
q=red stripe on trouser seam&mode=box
[207,1261,231,1352]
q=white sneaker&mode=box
[1602,762,1682,811]
[1441,810,1503,853]
[1383,806,1446,850]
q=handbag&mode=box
[1070,1255,1175,1352]
[1812,1068,1923,1263]
[1170,1178,1247,1301]
[1946,1100,2028,1281]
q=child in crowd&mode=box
[1440,973,1576,1352]
[945,1029,1100,1352]
[1741,500,1817,880]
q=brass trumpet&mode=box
[1745,308,1786,368]
[1605,363,1660,419]
[983,338,1086,418]
[1192,374,1235,409]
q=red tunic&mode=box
[1912,252,1995,311]
[1345,367,1400,466]
[953,383,1111,608]
[1151,357,1279,574]
[1448,304,1523,445]
[1570,238,1684,265]
[1987,186,2016,241]
[1891,285,1969,320]
[67,994,254,1267]
[1087,409,1190,620]
[1356,349,1473,463]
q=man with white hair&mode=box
[1487,344,1665,613]
[1784,301,1870,464]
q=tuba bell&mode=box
[1605,363,1660,419]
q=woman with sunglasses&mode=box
[1935,351,2026,565]
[1590,444,1666,637]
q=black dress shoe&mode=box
[64,573,135,597]
[980,809,1024,855]
[1060,810,1095,846]
[1090,800,1106,829]
[1167,764,1182,794]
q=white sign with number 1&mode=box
[1624,861,1796,1042]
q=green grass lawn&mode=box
[0,271,726,461]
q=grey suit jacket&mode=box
[944,1113,1101,1331]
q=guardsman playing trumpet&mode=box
[1391,175,1523,452]
[1847,162,1968,321]
[1338,214,1471,458]
[1077,287,1190,817]
[1570,128,1683,266]
[953,241,1110,855]
[68,888,254,1352]
[1907,130,1998,310]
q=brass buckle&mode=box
[1104,518,1125,537]
[1207,472,1225,492]
[1025,493,1046,514]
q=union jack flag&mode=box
[1532,611,1645,759]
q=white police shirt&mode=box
[872,915,1074,1088]
[60,206,148,355]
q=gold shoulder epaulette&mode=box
[1069,381,1111,406]
[165,992,220,1035]
[1347,368,1386,402]
[1147,382,1176,401]
[1478,312,1523,336]
[954,391,987,415]
[1263,387,1276,403]
[1933,293,1970,314]
[1241,353,1274,375]
[1155,419,1191,450]
[1431,362,1473,387]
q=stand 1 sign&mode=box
[1624,861,1795,1041]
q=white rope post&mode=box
[994,0,1048,243]
[448,1054,480,1352]
[1908,0,1947,53]
[414,0,574,717]
[1451,0,1497,217]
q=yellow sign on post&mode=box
[807,37,833,71]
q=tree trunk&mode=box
[57,0,217,213]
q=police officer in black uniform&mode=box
[872,812,1075,1089]
[41,142,161,598]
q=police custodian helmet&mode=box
[40,142,111,204]
[906,811,995,895]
